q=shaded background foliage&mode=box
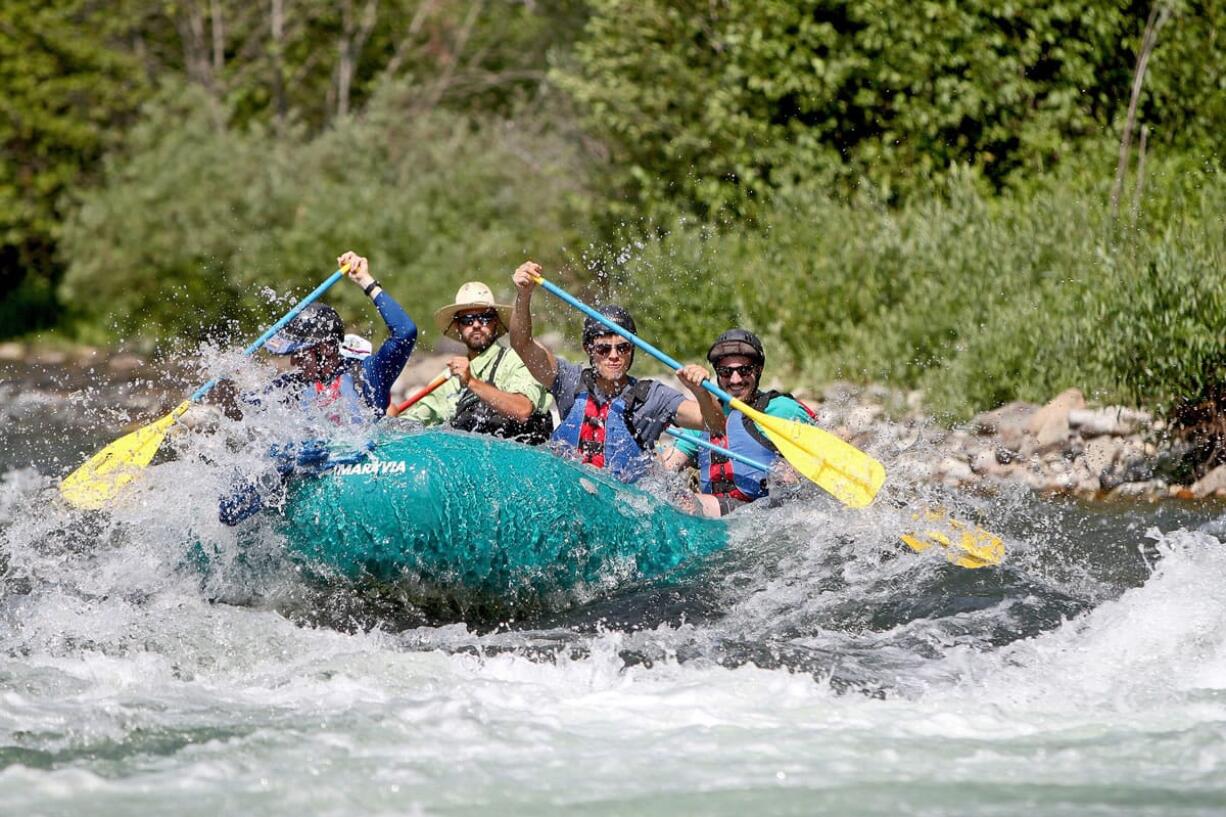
[2,0,1224,419]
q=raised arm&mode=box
[338,250,418,414]
[509,260,559,389]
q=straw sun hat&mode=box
[433,282,514,341]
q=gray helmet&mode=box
[582,305,637,347]
[265,303,345,355]
[707,328,765,367]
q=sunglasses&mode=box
[592,341,634,357]
[715,364,760,379]
[455,312,499,327]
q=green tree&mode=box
[0,0,147,335]
[558,0,1224,221]
[58,81,595,345]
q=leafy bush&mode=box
[613,156,1226,420]
[58,81,595,347]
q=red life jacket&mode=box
[313,377,345,425]
[578,397,613,468]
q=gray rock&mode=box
[1068,406,1151,437]
[1190,465,1226,499]
[970,449,997,475]
[937,457,974,484]
[1082,437,1118,475]
[1028,387,1085,452]
[1109,479,1167,499]
[1078,475,1102,494]
[971,401,1037,449]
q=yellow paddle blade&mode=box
[899,507,1005,569]
[731,398,885,508]
[59,401,193,509]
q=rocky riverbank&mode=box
[808,382,1223,502]
[4,340,1219,501]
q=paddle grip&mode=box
[189,268,347,402]
[534,277,735,405]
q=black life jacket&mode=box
[450,346,553,445]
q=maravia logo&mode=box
[332,459,407,477]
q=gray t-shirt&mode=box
[550,356,686,449]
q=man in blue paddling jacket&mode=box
[214,251,418,426]
[216,250,418,525]
[509,261,724,483]
[663,329,817,518]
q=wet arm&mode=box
[674,396,726,432]
[363,290,419,413]
[466,378,535,422]
[509,287,558,389]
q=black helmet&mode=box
[265,303,345,355]
[582,304,637,347]
[707,328,765,367]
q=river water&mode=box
[3,360,1226,816]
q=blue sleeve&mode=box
[219,480,266,526]
[361,290,418,415]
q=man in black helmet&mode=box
[509,260,722,483]
[665,328,816,517]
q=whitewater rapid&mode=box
[3,366,1226,816]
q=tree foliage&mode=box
[616,157,1226,419]
[58,82,593,346]
[558,0,1226,221]
[2,0,587,337]
[0,0,147,333]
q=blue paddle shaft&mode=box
[535,277,735,405]
[664,427,772,472]
[189,269,346,402]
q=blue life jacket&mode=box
[552,372,657,483]
[698,391,809,501]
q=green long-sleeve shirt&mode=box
[402,341,551,425]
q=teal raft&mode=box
[275,429,729,600]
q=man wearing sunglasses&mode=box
[390,281,552,444]
[510,261,723,483]
[664,328,817,517]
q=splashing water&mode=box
[3,347,1226,816]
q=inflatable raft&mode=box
[274,429,729,600]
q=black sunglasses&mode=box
[592,341,634,357]
[715,363,760,379]
[455,312,499,327]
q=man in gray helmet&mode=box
[665,328,816,517]
[509,260,721,483]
